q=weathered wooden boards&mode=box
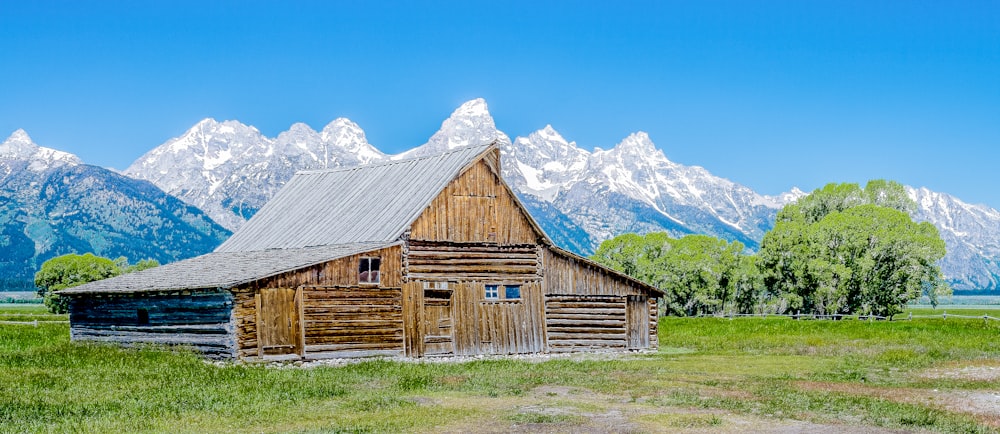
[403,280,546,357]
[301,286,403,359]
[410,159,538,245]
[69,290,236,358]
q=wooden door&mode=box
[626,295,650,350]
[256,287,303,358]
[422,288,455,355]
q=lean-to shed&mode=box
[62,144,662,360]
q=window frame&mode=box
[358,256,381,285]
[484,284,499,300]
[504,284,521,300]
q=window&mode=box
[359,257,381,284]
[423,281,451,290]
[504,285,521,300]
[484,284,499,300]
[137,308,149,325]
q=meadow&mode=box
[1,305,998,433]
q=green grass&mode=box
[2,314,999,433]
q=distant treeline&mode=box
[0,294,42,304]
[0,279,36,291]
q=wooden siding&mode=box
[543,247,648,297]
[237,245,402,290]
[545,295,627,352]
[626,295,650,349]
[406,241,541,282]
[403,281,546,357]
[649,297,659,349]
[301,286,404,358]
[256,287,303,357]
[69,290,235,358]
[409,159,538,245]
[233,245,403,359]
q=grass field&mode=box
[1,305,999,433]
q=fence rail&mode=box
[695,311,1000,322]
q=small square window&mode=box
[359,257,381,284]
[504,285,521,300]
[484,284,499,300]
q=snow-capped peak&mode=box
[6,128,32,144]
[1,129,82,171]
[452,98,491,119]
[759,187,807,208]
[392,98,511,159]
[612,132,662,157]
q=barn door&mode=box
[256,287,303,358]
[626,295,650,350]
[422,285,455,356]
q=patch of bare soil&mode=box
[920,360,1000,382]
[797,381,1000,428]
[428,384,913,433]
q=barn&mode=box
[61,144,662,360]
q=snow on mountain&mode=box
[1,129,83,173]
[125,118,386,231]
[393,98,512,160]
[504,125,589,202]
[908,187,1000,291]
[504,128,790,249]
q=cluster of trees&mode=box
[34,254,158,313]
[592,180,950,319]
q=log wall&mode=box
[409,159,538,245]
[233,245,403,359]
[300,286,403,359]
[545,294,627,352]
[406,241,540,282]
[68,290,236,359]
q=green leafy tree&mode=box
[35,254,160,314]
[758,180,948,318]
[592,233,746,316]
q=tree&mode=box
[34,254,160,314]
[592,233,747,316]
[758,180,948,318]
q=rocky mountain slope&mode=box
[908,187,1000,292]
[0,130,230,286]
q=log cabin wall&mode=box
[232,245,404,359]
[542,247,660,351]
[409,159,538,245]
[68,290,236,359]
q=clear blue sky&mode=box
[2,1,998,208]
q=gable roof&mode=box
[61,242,396,294]
[216,144,511,252]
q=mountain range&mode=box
[3,99,998,292]
[0,130,230,286]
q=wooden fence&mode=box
[696,311,1000,322]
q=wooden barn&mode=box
[61,144,662,360]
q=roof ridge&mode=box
[295,142,496,176]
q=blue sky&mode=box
[2,1,998,208]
